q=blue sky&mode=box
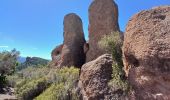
[0,0,169,59]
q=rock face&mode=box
[78,54,113,100]
[59,13,86,68]
[123,6,170,99]
[86,0,120,62]
[51,44,63,66]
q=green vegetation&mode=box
[98,32,123,65]
[7,66,50,87]
[17,57,49,71]
[11,66,79,100]
[99,32,129,92]
[0,49,19,90]
[16,77,49,100]
[7,66,50,99]
[35,67,80,100]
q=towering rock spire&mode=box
[86,0,120,62]
[59,13,86,68]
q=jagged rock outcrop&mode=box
[78,54,113,100]
[86,0,120,62]
[123,6,170,100]
[51,44,63,66]
[59,13,86,68]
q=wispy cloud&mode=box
[0,45,9,48]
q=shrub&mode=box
[16,77,49,100]
[14,67,80,100]
[98,32,129,92]
[6,74,20,88]
[98,31,123,65]
[35,67,80,100]
[19,66,50,80]
[6,66,50,88]
[109,64,129,91]
[0,49,20,89]
[13,66,51,100]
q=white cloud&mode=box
[0,45,9,48]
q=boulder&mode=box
[59,13,86,68]
[78,54,113,100]
[123,6,170,99]
[86,0,120,62]
[51,44,63,66]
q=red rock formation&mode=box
[123,6,170,100]
[86,0,120,62]
[59,13,86,68]
[78,54,113,100]
[51,44,63,66]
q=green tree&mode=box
[0,49,20,90]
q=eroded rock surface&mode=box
[59,13,86,68]
[78,54,113,100]
[86,0,120,62]
[123,6,170,100]
[51,44,63,66]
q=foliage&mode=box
[0,49,19,89]
[16,77,49,100]
[0,75,7,89]
[0,49,20,75]
[17,57,49,71]
[108,64,129,92]
[6,74,20,88]
[98,32,123,65]
[35,67,80,100]
[13,67,79,100]
[18,66,50,80]
[98,32,129,92]
[6,66,50,87]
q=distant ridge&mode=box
[17,56,26,63]
[17,56,49,70]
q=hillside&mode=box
[17,57,49,70]
[17,56,26,63]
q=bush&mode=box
[0,75,7,90]
[6,66,50,88]
[16,77,49,100]
[6,74,20,88]
[18,66,50,80]
[98,32,129,92]
[0,49,20,89]
[14,67,80,100]
[109,64,129,91]
[98,31,123,65]
[35,67,80,100]
[9,66,51,100]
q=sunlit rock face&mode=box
[86,0,120,62]
[123,6,170,100]
[78,54,113,100]
[59,13,86,68]
[51,44,63,66]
